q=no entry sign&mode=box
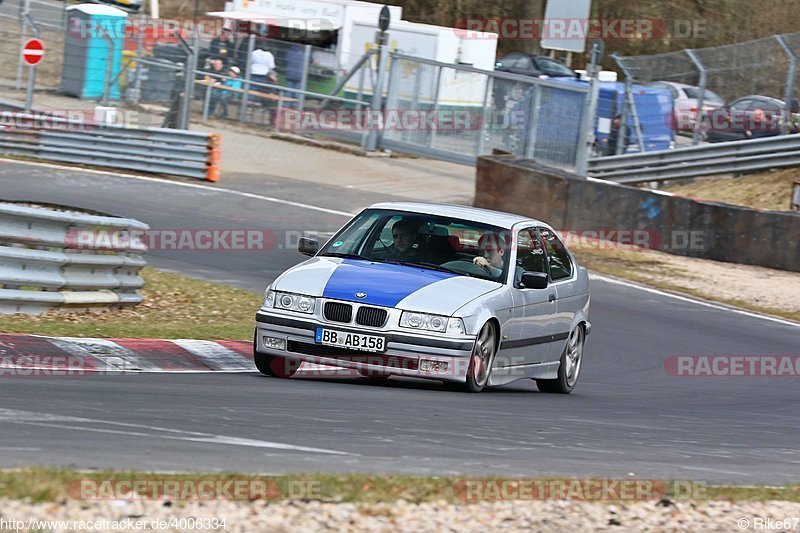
[22,38,44,66]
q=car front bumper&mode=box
[255,310,476,382]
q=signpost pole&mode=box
[23,19,41,113]
[365,5,391,153]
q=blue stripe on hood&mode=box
[322,259,456,307]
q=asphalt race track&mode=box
[1,161,798,484]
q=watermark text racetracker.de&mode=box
[665,356,800,377]
[455,18,708,41]
[67,478,322,501]
[64,228,283,252]
[63,227,708,253]
[453,479,708,502]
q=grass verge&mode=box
[662,168,800,211]
[571,245,800,323]
[0,268,262,340]
[0,468,797,504]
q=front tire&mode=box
[460,321,497,393]
[536,325,584,394]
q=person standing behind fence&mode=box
[284,45,304,109]
[250,45,277,103]
[205,58,227,118]
[218,66,243,119]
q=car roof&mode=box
[365,202,543,229]
[651,81,693,89]
[733,95,785,104]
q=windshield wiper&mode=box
[319,252,368,260]
[378,258,474,277]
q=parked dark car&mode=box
[704,95,800,142]
[494,52,577,79]
[492,53,577,114]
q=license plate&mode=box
[315,328,386,352]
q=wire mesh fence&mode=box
[1,6,592,170]
[613,30,800,145]
[377,54,588,169]
[0,14,65,94]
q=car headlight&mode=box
[399,312,465,334]
[274,291,315,314]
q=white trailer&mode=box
[210,0,497,106]
[346,19,497,107]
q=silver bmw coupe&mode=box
[254,202,591,393]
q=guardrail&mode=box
[588,134,800,184]
[0,106,220,181]
[0,202,149,315]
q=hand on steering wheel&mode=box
[473,256,490,270]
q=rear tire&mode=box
[253,335,298,378]
[536,325,584,394]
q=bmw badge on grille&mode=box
[355,292,367,299]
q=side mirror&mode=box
[298,237,319,256]
[520,271,548,289]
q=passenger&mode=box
[473,232,506,278]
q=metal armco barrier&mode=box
[0,112,220,181]
[589,134,800,184]
[475,156,800,273]
[0,202,148,315]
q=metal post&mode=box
[685,49,707,145]
[475,74,493,156]
[575,42,603,176]
[16,0,30,90]
[97,24,115,107]
[202,75,213,123]
[132,19,144,104]
[615,79,632,155]
[776,35,797,135]
[23,14,39,112]
[298,44,311,111]
[427,66,443,149]
[524,83,542,159]
[175,34,195,130]
[274,93,284,132]
[365,37,388,152]
[404,63,422,144]
[239,34,255,124]
[356,64,366,103]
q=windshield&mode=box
[534,57,575,76]
[318,209,512,283]
[684,87,725,104]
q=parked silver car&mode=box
[650,81,725,132]
[254,203,591,393]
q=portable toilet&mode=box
[61,4,128,100]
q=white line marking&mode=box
[0,157,355,218]
[590,273,800,328]
[0,408,350,455]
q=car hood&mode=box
[273,257,502,316]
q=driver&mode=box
[473,231,506,278]
[387,219,421,259]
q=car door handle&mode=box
[548,293,556,302]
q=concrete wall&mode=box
[475,156,800,272]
